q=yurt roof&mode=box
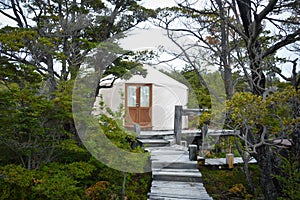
[100,65,188,90]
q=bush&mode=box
[0,162,96,200]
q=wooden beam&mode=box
[182,108,209,116]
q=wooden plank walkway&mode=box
[204,157,257,166]
[146,145,213,200]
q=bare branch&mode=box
[256,0,278,22]
[263,29,300,58]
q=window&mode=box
[140,86,150,107]
[127,86,136,107]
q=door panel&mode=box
[139,108,151,126]
[125,84,152,128]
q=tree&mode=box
[0,0,155,96]
[0,63,78,169]
[0,1,154,198]
[227,87,300,199]
[231,1,300,198]
[0,0,154,169]
[153,0,300,199]
[235,0,300,95]
[154,1,235,100]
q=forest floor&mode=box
[199,164,264,200]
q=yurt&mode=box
[96,65,188,130]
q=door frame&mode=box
[124,83,152,129]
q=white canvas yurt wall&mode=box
[96,65,188,130]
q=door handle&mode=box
[136,103,139,107]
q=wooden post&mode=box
[189,145,197,161]
[180,140,187,147]
[174,105,182,145]
[134,123,140,135]
[201,124,208,156]
[226,153,234,169]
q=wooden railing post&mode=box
[201,124,208,156]
[226,153,234,169]
[174,105,182,144]
[189,144,198,161]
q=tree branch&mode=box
[256,0,278,22]
[263,29,300,58]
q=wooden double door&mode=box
[125,84,152,128]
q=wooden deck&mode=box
[146,145,213,200]
[203,157,257,166]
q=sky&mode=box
[140,0,176,9]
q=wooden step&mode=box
[150,180,206,190]
[152,168,202,182]
[148,194,213,200]
[138,131,175,139]
[138,139,170,147]
[148,181,213,199]
[145,139,213,200]
[148,193,212,200]
[151,161,198,169]
[148,192,213,200]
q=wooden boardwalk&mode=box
[146,145,213,200]
[204,157,257,166]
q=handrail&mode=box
[174,105,210,144]
[182,108,209,116]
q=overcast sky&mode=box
[140,0,178,9]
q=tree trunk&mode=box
[47,54,57,99]
[236,0,266,96]
[121,172,126,200]
[235,135,257,197]
[254,146,278,200]
[243,155,257,197]
[216,0,234,99]
[248,41,266,96]
[291,95,300,167]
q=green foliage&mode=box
[125,173,151,200]
[198,111,212,127]
[227,92,267,127]
[227,86,300,198]
[0,1,154,199]
[227,86,299,136]
[98,114,137,150]
[86,156,151,200]
[0,27,37,51]
[273,155,300,200]
[180,66,211,109]
[0,62,82,169]
[199,165,262,199]
[0,162,96,200]
[0,165,34,199]
[86,181,113,200]
[229,183,247,198]
[0,159,152,200]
